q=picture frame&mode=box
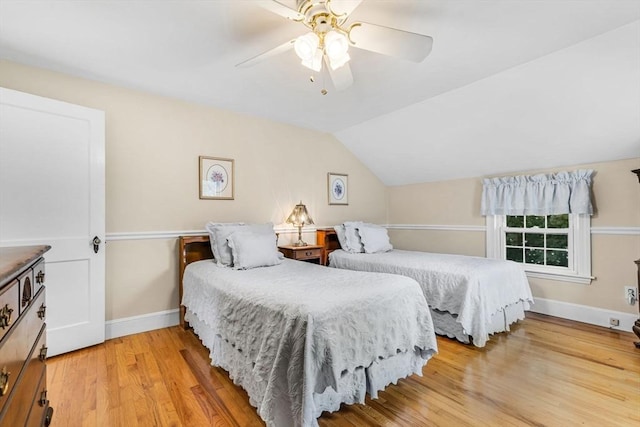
[199,156,234,200]
[327,172,348,205]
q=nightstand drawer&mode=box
[278,245,323,264]
[291,247,322,260]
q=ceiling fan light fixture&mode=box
[294,32,319,61]
[324,30,349,59]
[301,47,323,71]
[328,52,350,70]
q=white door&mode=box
[0,87,105,356]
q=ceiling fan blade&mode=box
[349,21,433,62]
[256,1,304,21]
[325,58,354,91]
[328,0,364,17]
[236,39,296,68]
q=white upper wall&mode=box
[335,22,640,185]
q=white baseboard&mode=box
[530,297,638,332]
[106,308,180,340]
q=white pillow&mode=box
[205,222,273,266]
[205,222,243,264]
[333,225,348,250]
[227,230,282,270]
[358,226,393,253]
[343,221,365,253]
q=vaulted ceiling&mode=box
[1,0,638,184]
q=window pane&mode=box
[547,214,569,228]
[506,247,523,262]
[506,233,523,246]
[525,216,545,228]
[525,248,544,265]
[547,250,568,267]
[507,216,524,227]
[547,234,568,249]
[525,233,544,248]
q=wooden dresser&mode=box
[0,245,52,426]
[316,228,340,266]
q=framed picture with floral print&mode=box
[199,156,234,200]
[328,172,348,205]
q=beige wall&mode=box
[2,59,638,320]
[0,60,388,320]
[388,158,640,314]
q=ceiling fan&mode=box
[237,0,434,92]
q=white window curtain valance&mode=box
[481,169,594,216]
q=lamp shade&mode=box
[324,31,349,60]
[294,32,320,61]
[301,47,323,72]
[286,201,314,227]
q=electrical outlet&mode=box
[609,318,620,327]
[625,286,637,305]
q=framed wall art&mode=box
[199,156,234,200]
[328,172,348,205]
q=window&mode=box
[486,214,592,284]
[505,214,569,267]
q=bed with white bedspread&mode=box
[329,248,533,347]
[180,235,438,427]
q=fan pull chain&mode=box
[309,73,328,95]
[321,65,328,95]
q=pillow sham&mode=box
[333,225,348,250]
[227,230,282,270]
[205,222,244,264]
[205,222,274,266]
[343,221,365,253]
[358,225,393,253]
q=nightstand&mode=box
[278,245,323,264]
[316,228,340,265]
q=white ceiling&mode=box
[1,0,639,185]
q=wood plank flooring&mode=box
[46,313,640,426]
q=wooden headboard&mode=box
[178,235,213,329]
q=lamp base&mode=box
[293,226,308,247]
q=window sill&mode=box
[525,270,594,285]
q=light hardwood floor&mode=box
[47,313,640,426]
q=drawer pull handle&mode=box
[0,304,13,329]
[38,304,47,320]
[36,271,45,284]
[39,389,48,406]
[0,367,10,397]
[305,251,312,256]
[39,345,48,361]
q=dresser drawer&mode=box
[18,268,34,315]
[0,279,19,342]
[25,367,48,427]
[0,325,46,426]
[0,288,46,415]
[27,290,46,351]
[32,259,46,297]
[0,312,31,414]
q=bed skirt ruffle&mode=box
[186,309,429,427]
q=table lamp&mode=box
[286,201,314,246]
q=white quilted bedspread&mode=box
[182,259,437,427]
[330,249,533,347]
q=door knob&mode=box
[92,236,101,253]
